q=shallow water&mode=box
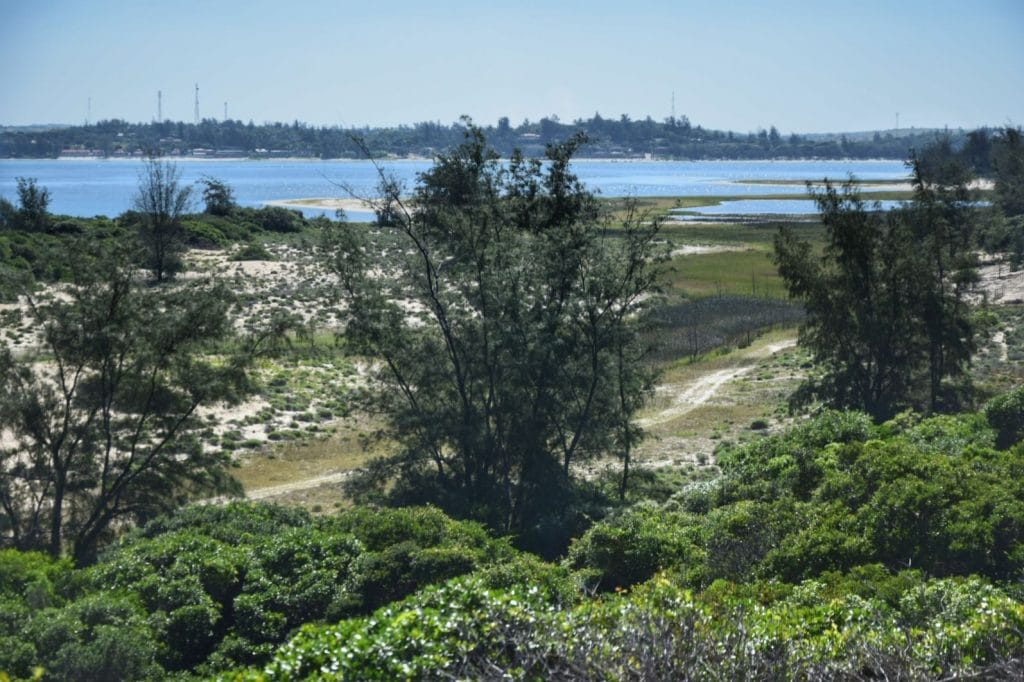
[0,158,909,219]
[674,197,906,218]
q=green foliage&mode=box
[200,176,238,216]
[132,157,192,282]
[986,385,1024,449]
[0,196,16,230]
[324,125,663,551]
[715,409,874,502]
[774,158,979,419]
[238,571,1024,681]
[566,503,703,591]
[571,410,1024,587]
[993,127,1024,217]
[0,246,252,563]
[3,592,161,681]
[13,177,51,233]
[183,218,231,248]
[0,502,510,677]
[252,206,305,233]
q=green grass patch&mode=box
[663,249,787,299]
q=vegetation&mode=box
[0,246,255,563]
[322,127,664,553]
[235,571,1024,681]
[132,157,193,282]
[773,158,979,419]
[0,397,1021,680]
[200,176,238,217]
[1,131,1023,681]
[12,178,51,233]
[1,115,967,160]
[0,504,513,679]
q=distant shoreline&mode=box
[21,155,912,164]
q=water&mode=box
[675,198,907,218]
[0,158,910,219]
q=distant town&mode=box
[0,114,974,160]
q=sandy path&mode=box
[245,470,354,500]
[669,244,747,258]
[243,337,799,499]
[637,338,797,428]
[992,330,1010,363]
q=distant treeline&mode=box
[0,114,975,160]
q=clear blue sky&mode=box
[1,0,1021,133]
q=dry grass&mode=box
[634,329,806,468]
[231,414,391,507]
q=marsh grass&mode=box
[661,249,788,299]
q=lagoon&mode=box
[674,197,907,219]
[0,158,910,220]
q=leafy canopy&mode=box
[0,245,250,563]
[773,151,978,419]
[322,125,664,551]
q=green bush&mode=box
[3,502,506,676]
[570,409,1024,588]
[183,218,229,248]
[236,571,1024,681]
[566,503,703,590]
[229,242,274,261]
[253,206,305,233]
[986,385,1024,449]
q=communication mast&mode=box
[194,83,200,124]
[157,90,162,122]
[224,101,228,121]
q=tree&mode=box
[0,246,251,563]
[0,196,15,231]
[321,125,663,549]
[15,177,50,232]
[903,151,978,411]
[133,158,192,282]
[992,126,1024,217]
[198,175,237,216]
[774,163,977,419]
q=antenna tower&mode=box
[224,101,228,121]
[194,84,200,124]
[157,90,162,122]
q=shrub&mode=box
[986,385,1024,449]
[566,504,703,590]
[253,206,305,233]
[229,242,274,261]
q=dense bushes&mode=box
[238,571,1024,681]
[4,394,1024,679]
[0,504,508,679]
[568,403,1024,590]
[0,206,318,299]
[986,384,1024,448]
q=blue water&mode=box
[676,198,907,218]
[0,158,910,219]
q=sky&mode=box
[1,0,1021,134]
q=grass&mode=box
[232,415,390,499]
[632,328,806,467]
[662,249,788,299]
